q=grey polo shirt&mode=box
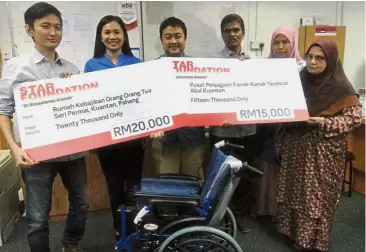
[209,47,256,138]
[0,47,85,161]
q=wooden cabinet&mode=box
[298,26,346,63]
[49,153,110,221]
[0,128,111,221]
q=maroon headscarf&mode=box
[300,39,359,116]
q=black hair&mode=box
[93,15,133,58]
[220,14,245,34]
[159,17,187,40]
[24,2,62,28]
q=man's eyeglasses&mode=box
[305,54,327,62]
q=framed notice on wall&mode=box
[118,1,138,31]
[131,47,140,59]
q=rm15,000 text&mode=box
[239,108,293,120]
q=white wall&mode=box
[172,1,244,57]
[0,1,14,60]
[1,1,364,89]
[342,1,365,91]
[140,1,174,60]
[1,1,143,70]
[251,1,339,57]
[251,1,364,91]
[141,1,365,90]
[141,1,246,59]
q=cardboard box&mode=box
[314,16,331,25]
[0,151,17,196]
[0,151,20,247]
[0,181,20,229]
[0,211,20,246]
[300,17,314,26]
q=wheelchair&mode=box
[116,140,263,252]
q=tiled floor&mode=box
[0,192,364,252]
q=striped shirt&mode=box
[0,47,85,161]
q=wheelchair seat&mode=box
[139,178,201,197]
[134,146,237,218]
[116,141,263,252]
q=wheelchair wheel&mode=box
[213,207,237,239]
[158,226,243,252]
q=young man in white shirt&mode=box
[0,3,88,252]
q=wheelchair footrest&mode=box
[117,205,138,239]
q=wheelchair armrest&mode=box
[149,198,199,207]
[157,173,200,182]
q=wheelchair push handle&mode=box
[225,141,245,149]
[214,140,245,149]
[243,162,263,176]
[214,140,263,177]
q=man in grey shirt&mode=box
[0,3,88,252]
[210,14,256,146]
[209,14,258,234]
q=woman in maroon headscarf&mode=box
[275,39,362,251]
